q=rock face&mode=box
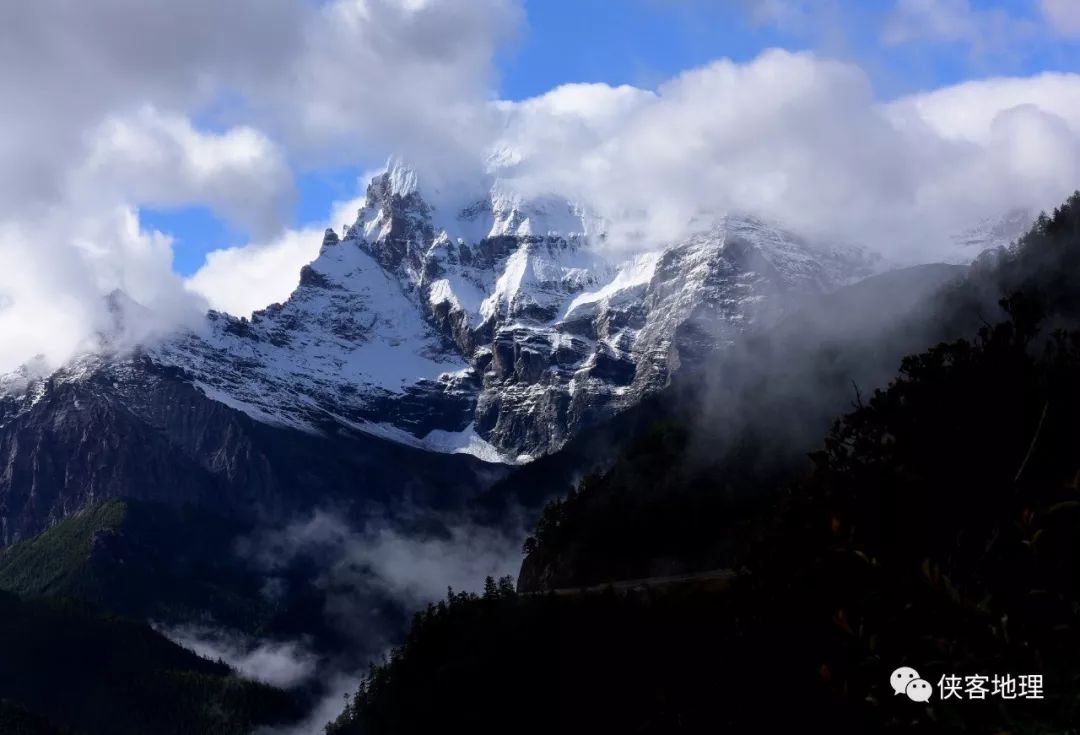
[152,162,877,462]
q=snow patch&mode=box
[335,417,514,464]
[386,157,419,197]
[565,252,660,316]
[420,423,509,464]
[480,242,530,320]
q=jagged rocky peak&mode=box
[346,160,591,250]
[0,354,50,398]
[348,159,434,270]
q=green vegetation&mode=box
[328,193,1080,734]
[0,590,299,735]
[0,498,271,631]
[0,499,129,599]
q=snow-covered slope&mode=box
[142,161,877,461]
[946,208,1033,264]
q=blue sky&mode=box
[145,167,366,275]
[147,0,1080,276]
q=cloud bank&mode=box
[490,51,1080,262]
[242,510,524,612]
[3,0,1080,374]
[232,509,525,733]
[159,623,319,690]
[185,192,368,317]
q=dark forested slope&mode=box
[0,591,298,735]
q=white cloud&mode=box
[254,0,522,177]
[231,509,524,733]
[0,0,519,218]
[0,207,204,373]
[0,0,304,218]
[185,229,323,318]
[79,108,294,239]
[488,50,1080,264]
[890,72,1080,143]
[881,0,1036,54]
[186,192,367,317]
[497,51,911,251]
[740,0,838,33]
[0,225,104,373]
[884,72,1080,230]
[193,51,1080,317]
[243,510,523,609]
[354,522,522,606]
[1041,0,1080,37]
[884,0,981,44]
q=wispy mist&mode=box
[224,508,526,731]
[241,510,525,610]
[158,623,319,690]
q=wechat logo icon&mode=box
[891,666,933,702]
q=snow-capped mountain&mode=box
[2,162,882,467]
[947,208,1033,264]
[144,161,877,462]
